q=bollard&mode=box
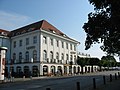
[115,73,117,80]
[10,77,12,82]
[23,76,25,81]
[103,76,106,85]
[110,74,112,82]
[118,72,120,78]
[93,78,96,89]
[30,76,32,80]
[46,88,51,90]
[76,82,80,90]
[12,77,14,82]
[4,77,6,82]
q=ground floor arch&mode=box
[57,66,62,75]
[73,66,76,74]
[24,66,30,77]
[64,66,67,75]
[51,66,56,75]
[43,65,48,76]
[6,64,99,77]
[77,66,80,73]
[32,66,39,77]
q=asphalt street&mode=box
[0,71,120,90]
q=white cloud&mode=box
[0,11,32,30]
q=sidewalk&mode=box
[1,71,120,90]
[0,75,75,83]
[0,76,48,83]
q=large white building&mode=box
[1,20,80,77]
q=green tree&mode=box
[116,62,120,67]
[77,56,88,74]
[83,0,120,56]
[101,55,117,69]
[89,58,100,72]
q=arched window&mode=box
[61,53,64,64]
[56,52,59,61]
[33,50,37,62]
[61,53,64,60]
[25,51,29,62]
[66,54,69,64]
[19,52,22,63]
[66,54,69,60]
[43,50,47,62]
[43,36,47,44]
[70,55,73,61]
[74,55,76,64]
[50,51,53,62]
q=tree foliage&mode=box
[77,56,100,73]
[83,0,120,56]
[89,58,100,65]
[100,55,117,67]
[77,56,87,74]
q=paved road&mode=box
[0,71,120,90]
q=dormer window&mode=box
[63,34,66,37]
[49,29,56,34]
[52,31,56,34]
[1,32,7,36]
[21,30,26,34]
[16,32,21,35]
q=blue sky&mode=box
[0,0,118,61]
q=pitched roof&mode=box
[0,29,9,33]
[10,20,64,37]
[10,20,79,43]
[0,29,10,36]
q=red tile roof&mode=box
[10,20,65,37]
[0,29,10,36]
[9,20,79,43]
[0,29,9,33]
[41,20,64,35]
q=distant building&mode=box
[78,52,91,58]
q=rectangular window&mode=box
[70,44,72,50]
[43,36,47,44]
[33,36,37,44]
[26,38,29,45]
[74,45,76,51]
[50,38,53,45]
[66,43,68,49]
[56,40,59,47]
[62,42,64,48]
[19,40,22,46]
[13,41,16,48]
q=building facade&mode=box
[3,20,80,77]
